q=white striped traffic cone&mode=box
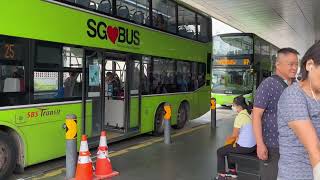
[75,135,93,180]
[95,131,119,179]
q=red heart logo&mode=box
[107,26,119,44]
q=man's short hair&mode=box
[277,48,300,56]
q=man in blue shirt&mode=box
[252,48,299,179]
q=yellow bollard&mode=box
[65,114,77,179]
[210,98,216,128]
[163,103,172,144]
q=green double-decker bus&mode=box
[0,0,212,178]
[212,33,278,106]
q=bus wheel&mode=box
[153,105,165,136]
[173,103,189,129]
[0,131,18,179]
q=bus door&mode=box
[126,55,141,132]
[84,50,140,140]
[103,53,141,137]
[85,50,104,137]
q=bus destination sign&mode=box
[214,58,250,66]
[0,40,23,61]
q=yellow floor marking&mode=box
[30,124,208,179]
[32,168,65,180]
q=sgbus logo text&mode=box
[87,19,140,46]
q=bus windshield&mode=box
[212,68,253,94]
[213,35,253,56]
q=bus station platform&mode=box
[111,118,234,180]
[14,108,235,180]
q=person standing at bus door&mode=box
[112,73,121,97]
[252,48,299,179]
[277,42,320,180]
[216,96,256,180]
[105,72,113,97]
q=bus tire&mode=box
[173,102,189,129]
[0,131,18,179]
[153,104,165,136]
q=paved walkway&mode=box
[15,108,235,180]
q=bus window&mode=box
[0,65,26,106]
[141,56,151,95]
[142,59,205,94]
[62,47,83,98]
[34,71,59,100]
[34,44,83,101]
[152,58,175,94]
[63,72,82,97]
[212,68,253,94]
[152,0,177,33]
[0,65,25,93]
[197,15,210,42]
[243,70,254,89]
[191,62,199,91]
[178,5,197,40]
[0,36,28,106]
[34,72,58,92]
[63,47,83,68]
[36,42,62,66]
[177,61,191,92]
[116,0,149,25]
[213,35,253,56]
[105,59,125,99]
[97,0,113,15]
[198,63,206,87]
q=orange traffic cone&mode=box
[75,135,93,180]
[95,131,119,179]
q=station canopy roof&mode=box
[180,0,320,55]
